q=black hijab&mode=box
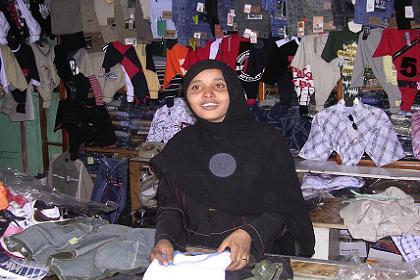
[151,60,314,256]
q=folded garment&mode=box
[143,251,231,280]
[340,187,420,242]
[301,174,365,191]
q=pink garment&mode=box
[412,112,420,160]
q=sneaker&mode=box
[0,253,48,280]
[31,201,60,223]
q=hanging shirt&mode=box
[350,28,402,113]
[102,41,149,100]
[147,98,196,143]
[15,0,41,43]
[134,44,160,99]
[0,45,27,93]
[31,43,60,108]
[299,99,405,167]
[163,44,189,89]
[0,11,10,45]
[291,33,341,111]
[50,0,83,35]
[321,28,361,98]
[89,51,126,104]
[373,29,420,112]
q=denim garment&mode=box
[172,0,213,45]
[5,218,155,280]
[78,151,114,175]
[90,158,128,223]
[263,0,288,37]
[234,0,271,39]
[251,104,311,150]
[331,0,354,28]
[217,0,234,32]
[286,0,333,36]
[353,0,394,27]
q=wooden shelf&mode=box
[79,146,138,157]
[295,159,420,181]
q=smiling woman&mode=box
[186,69,230,123]
[149,60,315,272]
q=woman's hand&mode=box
[217,229,252,271]
[149,239,174,266]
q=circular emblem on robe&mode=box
[209,153,237,178]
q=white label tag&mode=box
[196,2,204,12]
[405,32,412,46]
[87,157,94,165]
[193,32,201,39]
[124,38,137,45]
[366,0,375,12]
[405,6,414,18]
[243,28,252,38]
[395,100,402,107]
[250,31,257,43]
[229,9,236,15]
[244,4,251,13]
[227,13,234,26]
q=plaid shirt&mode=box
[392,235,420,262]
[299,99,404,166]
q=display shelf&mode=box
[295,159,420,181]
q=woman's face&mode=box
[186,69,230,123]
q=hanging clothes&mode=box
[299,99,405,166]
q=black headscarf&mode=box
[151,60,314,256]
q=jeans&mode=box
[91,158,128,223]
[172,0,213,45]
[5,218,155,280]
[263,0,288,37]
[286,0,334,36]
[353,0,394,27]
[331,0,354,28]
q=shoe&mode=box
[31,201,61,223]
[0,253,48,280]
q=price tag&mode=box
[244,4,251,13]
[405,6,414,18]
[196,2,204,12]
[243,28,252,38]
[250,31,257,43]
[227,13,234,26]
[405,32,412,46]
[366,0,375,12]
[124,37,137,45]
[193,32,201,39]
[87,157,94,165]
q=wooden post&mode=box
[20,122,28,173]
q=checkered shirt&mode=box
[412,112,420,160]
[392,235,420,262]
[299,99,404,166]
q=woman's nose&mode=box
[202,87,215,98]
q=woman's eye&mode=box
[215,83,226,89]
[191,85,200,90]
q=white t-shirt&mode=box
[291,33,341,111]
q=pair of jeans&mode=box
[286,0,334,36]
[90,158,128,223]
[353,0,394,27]
[5,218,155,280]
[172,0,213,45]
[263,0,288,37]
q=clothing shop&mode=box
[0,0,419,279]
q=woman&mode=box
[149,60,314,271]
